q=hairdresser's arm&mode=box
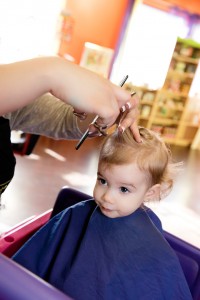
[0,57,141,142]
[4,94,83,139]
[0,57,128,121]
[4,93,140,141]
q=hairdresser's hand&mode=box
[51,58,141,142]
[52,58,128,126]
[117,93,141,143]
[0,56,140,142]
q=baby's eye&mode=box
[98,177,107,185]
[120,186,129,193]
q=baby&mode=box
[13,127,192,300]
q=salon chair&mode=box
[0,186,200,299]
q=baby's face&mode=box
[93,162,150,218]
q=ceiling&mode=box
[143,0,200,15]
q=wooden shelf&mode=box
[140,101,154,106]
[162,137,193,147]
[152,118,179,125]
[158,90,188,98]
[173,53,199,65]
[180,122,199,128]
[139,116,150,121]
[167,69,195,79]
[126,38,200,148]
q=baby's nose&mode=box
[103,189,114,204]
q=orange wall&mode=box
[59,0,130,63]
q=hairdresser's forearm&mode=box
[0,57,55,115]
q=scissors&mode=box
[75,75,135,150]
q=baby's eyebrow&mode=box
[119,182,136,189]
[97,172,103,177]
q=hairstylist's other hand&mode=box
[51,58,141,142]
[117,93,141,143]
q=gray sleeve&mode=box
[4,94,83,140]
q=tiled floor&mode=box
[0,136,200,248]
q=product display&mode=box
[126,38,200,146]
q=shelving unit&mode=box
[125,38,200,147]
[124,84,157,128]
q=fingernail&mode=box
[125,102,131,109]
[118,125,125,133]
[121,105,126,112]
[73,111,87,120]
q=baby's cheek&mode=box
[93,184,99,200]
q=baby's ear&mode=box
[144,184,161,202]
[159,182,172,200]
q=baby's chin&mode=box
[99,206,122,218]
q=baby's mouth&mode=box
[101,205,112,212]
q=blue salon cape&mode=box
[13,200,192,300]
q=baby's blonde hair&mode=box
[99,127,177,191]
